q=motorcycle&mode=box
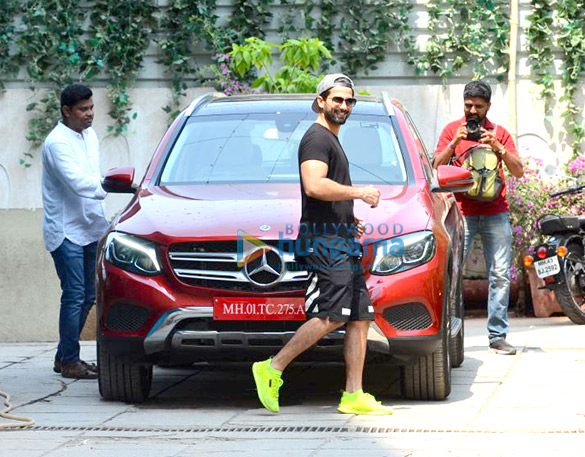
[524,183,585,324]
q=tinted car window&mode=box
[160,113,408,185]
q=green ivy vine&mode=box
[337,0,414,75]
[17,0,88,166]
[0,1,18,91]
[278,0,412,75]
[412,0,509,82]
[89,0,157,135]
[157,0,219,121]
[302,0,337,54]
[228,0,274,43]
[556,0,585,158]
[2,0,584,165]
[526,0,556,111]
[276,0,306,41]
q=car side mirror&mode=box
[432,165,474,193]
[102,167,137,194]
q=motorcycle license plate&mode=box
[213,297,306,321]
[534,256,561,279]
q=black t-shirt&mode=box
[298,123,355,241]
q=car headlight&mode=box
[371,231,436,275]
[104,232,162,276]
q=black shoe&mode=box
[61,361,98,379]
[54,359,97,374]
[489,338,517,355]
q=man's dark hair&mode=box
[320,77,355,100]
[463,80,491,103]
[60,84,92,115]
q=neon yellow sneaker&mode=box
[338,389,393,415]
[252,358,283,413]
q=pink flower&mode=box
[568,156,585,175]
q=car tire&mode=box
[401,325,452,401]
[450,318,464,368]
[450,276,465,368]
[98,343,153,403]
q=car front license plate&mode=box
[213,297,306,320]
[534,256,561,279]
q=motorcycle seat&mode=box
[540,214,581,234]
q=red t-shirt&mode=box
[435,117,519,216]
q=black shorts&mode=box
[302,250,374,322]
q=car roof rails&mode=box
[184,92,226,116]
[381,91,397,117]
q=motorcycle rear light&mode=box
[536,246,548,260]
[557,246,568,257]
[523,255,534,267]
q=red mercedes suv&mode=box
[97,92,472,403]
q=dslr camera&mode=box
[466,118,482,142]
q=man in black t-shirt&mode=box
[252,74,393,416]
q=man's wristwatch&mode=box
[497,146,507,157]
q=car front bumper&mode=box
[142,306,391,355]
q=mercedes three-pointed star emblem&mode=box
[243,246,285,287]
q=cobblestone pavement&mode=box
[1,316,584,456]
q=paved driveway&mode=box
[1,316,584,456]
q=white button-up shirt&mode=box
[42,121,109,252]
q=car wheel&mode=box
[98,342,153,403]
[401,325,452,401]
[450,275,465,368]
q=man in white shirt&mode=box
[42,84,109,379]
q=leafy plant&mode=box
[277,0,307,41]
[301,0,337,55]
[157,0,219,121]
[0,1,18,91]
[411,0,509,82]
[525,0,585,158]
[229,37,332,93]
[228,0,274,43]
[337,0,414,75]
[16,0,88,165]
[556,0,585,158]
[89,0,157,135]
[293,0,411,75]
[526,0,556,111]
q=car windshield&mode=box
[159,113,408,185]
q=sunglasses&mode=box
[327,96,357,108]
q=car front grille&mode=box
[383,302,432,331]
[168,240,309,292]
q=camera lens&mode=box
[466,119,480,133]
[466,118,481,142]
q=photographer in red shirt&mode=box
[434,80,523,355]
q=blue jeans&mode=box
[462,212,512,342]
[50,238,98,364]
